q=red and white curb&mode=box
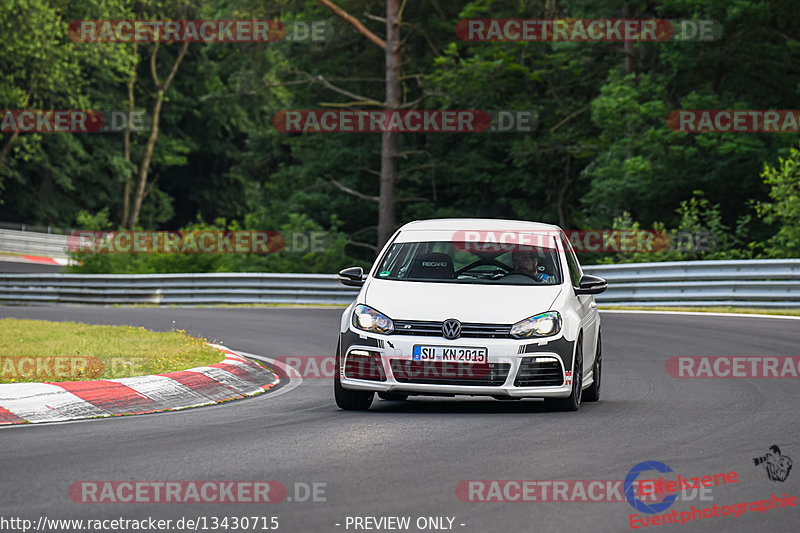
[0,254,72,266]
[0,346,278,425]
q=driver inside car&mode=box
[511,251,550,282]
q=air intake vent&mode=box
[514,357,563,387]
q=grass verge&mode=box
[0,318,223,383]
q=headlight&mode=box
[510,311,561,338]
[352,304,394,334]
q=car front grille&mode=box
[514,357,563,387]
[392,320,512,339]
[389,360,510,386]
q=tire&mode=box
[334,345,374,410]
[583,331,601,402]
[545,334,583,411]
[378,392,408,401]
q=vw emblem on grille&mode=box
[442,319,462,339]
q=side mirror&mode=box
[575,274,607,295]
[338,266,364,287]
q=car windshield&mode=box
[374,240,562,285]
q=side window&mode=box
[561,235,582,288]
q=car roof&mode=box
[397,218,563,233]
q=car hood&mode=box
[362,279,563,323]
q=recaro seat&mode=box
[406,252,455,280]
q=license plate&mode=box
[412,345,488,364]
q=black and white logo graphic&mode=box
[753,445,793,482]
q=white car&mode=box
[334,219,607,411]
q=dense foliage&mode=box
[1,0,798,272]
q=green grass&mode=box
[0,318,223,383]
[599,306,800,317]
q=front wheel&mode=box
[334,345,374,410]
[545,335,583,411]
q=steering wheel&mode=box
[454,257,510,276]
[497,269,539,281]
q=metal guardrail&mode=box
[0,259,798,307]
[0,229,70,259]
[0,222,71,234]
[0,273,357,305]
[586,259,800,307]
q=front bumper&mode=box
[338,327,576,398]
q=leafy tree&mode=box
[7,0,800,272]
[0,0,106,204]
[757,144,800,257]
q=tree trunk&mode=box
[121,43,138,227]
[377,0,400,248]
[622,5,634,75]
[622,5,634,160]
[126,41,188,229]
[0,130,20,177]
[127,93,163,229]
[557,155,571,228]
[0,83,36,180]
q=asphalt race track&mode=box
[0,260,62,273]
[0,306,798,533]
